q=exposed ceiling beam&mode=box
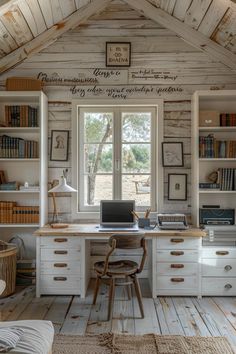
[0,0,111,74]
[123,0,236,72]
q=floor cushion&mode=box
[0,320,54,354]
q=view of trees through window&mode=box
[81,108,153,208]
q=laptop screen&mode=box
[100,200,135,226]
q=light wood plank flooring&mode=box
[1,280,236,351]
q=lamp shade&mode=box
[48,177,77,193]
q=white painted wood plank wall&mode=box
[0,3,236,257]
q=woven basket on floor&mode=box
[0,241,17,297]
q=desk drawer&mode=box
[40,261,80,275]
[202,248,236,259]
[202,277,236,296]
[40,236,80,249]
[156,262,198,276]
[157,275,198,290]
[156,250,199,262]
[40,274,81,295]
[156,237,200,249]
[202,259,236,276]
[40,248,80,261]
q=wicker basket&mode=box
[0,241,17,297]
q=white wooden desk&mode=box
[34,224,206,298]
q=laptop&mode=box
[98,200,139,232]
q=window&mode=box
[72,100,163,217]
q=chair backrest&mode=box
[0,280,6,296]
[100,234,147,275]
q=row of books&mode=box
[0,201,39,223]
[218,168,236,191]
[220,113,236,127]
[199,135,236,158]
[199,183,220,189]
[5,105,38,127]
[0,135,38,158]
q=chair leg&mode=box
[133,275,144,318]
[108,278,115,321]
[126,276,132,300]
[93,276,100,305]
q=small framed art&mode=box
[106,42,131,67]
[50,130,69,161]
[162,142,184,167]
[168,174,187,201]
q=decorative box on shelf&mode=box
[199,111,220,127]
[6,77,43,91]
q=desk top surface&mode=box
[34,224,206,237]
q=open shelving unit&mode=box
[192,90,236,227]
[0,91,48,228]
[192,90,236,296]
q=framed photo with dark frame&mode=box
[162,142,184,167]
[106,42,131,67]
[50,130,69,161]
[168,174,187,201]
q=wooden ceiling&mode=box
[0,0,235,74]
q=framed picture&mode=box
[50,130,69,161]
[106,42,131,67]
[168,174,187,201]
[162,142,184,167]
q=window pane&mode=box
[122,144,151,173]
[122,175,151,207]
[84,175,113,206]
[84,112,113,143]
[122,112,151,142]
[84,144,113,173]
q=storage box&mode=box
[199,111,220,127]
[6,77,43,91]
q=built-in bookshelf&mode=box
[192,90,236,227]
[0,91,48,227]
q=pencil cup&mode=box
[138,218,150,228]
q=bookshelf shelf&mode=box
[199,158,236,161]
[0,158,40,162]
[199,190,236,194]
[0,190,40,193]
[0,91,48,229]
[199,127,236,132]
[0,224,40,228]
[0,127,40,132]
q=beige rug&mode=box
[53,333,234,354]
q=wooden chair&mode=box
[93,234,147,320]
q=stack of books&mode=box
[5,105,38,127]
[0,135,38,158]
[218,168,236,191]
[19,185,40,192]
[0,201,39,223]
[0,182,19,190]
[220,113,236,127]
[199,135,236,158]
[199,182,220,190]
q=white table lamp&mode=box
[48,169,77,228]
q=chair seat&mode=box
[94,259,139,276]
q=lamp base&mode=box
[50,223,69,229]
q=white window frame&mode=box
[71,99,164,221]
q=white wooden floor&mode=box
[1,280,236,351]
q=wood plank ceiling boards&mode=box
[0,0,111,74]
[0,0,235,73]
